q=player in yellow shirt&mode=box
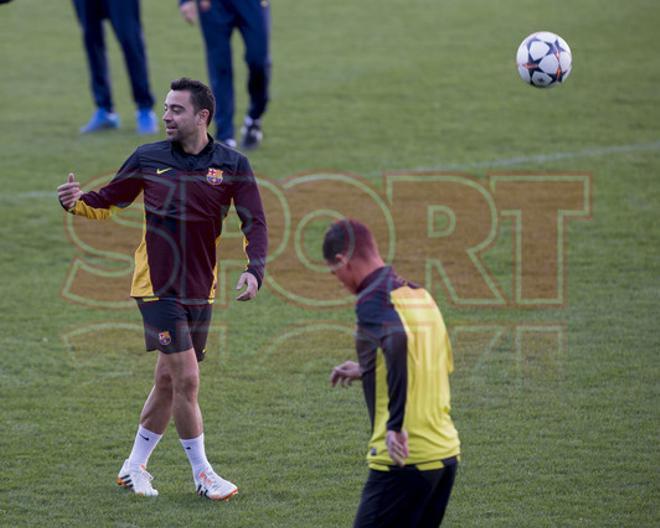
[325,219,460,528]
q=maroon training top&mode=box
[67,136,268,303]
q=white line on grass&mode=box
[1,140,659,203]
[367,139,660,176]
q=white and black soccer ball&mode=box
[516,31,572,88]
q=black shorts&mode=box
[354,458,458,528]
[136,299,212,362]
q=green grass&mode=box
[1,0,659,526]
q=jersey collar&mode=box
[356,266,392,295]
[171,133,215,157]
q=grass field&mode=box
[1,0,659,526]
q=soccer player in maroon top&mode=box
[57,78,267,500]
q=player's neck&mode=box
[352,257,385,292]
[179,130,209,155]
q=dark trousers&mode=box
[199,0,271,140]
[354,462,458,528]
[72,0,154,112]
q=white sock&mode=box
[127,425,163,468]
[180,433,211,475]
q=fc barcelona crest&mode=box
[206,167,223,186]
[158,331,172,346]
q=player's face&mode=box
[163,90,205,142]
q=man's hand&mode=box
[235,272,258,301]
[57,173,82,210]
[179,0,197,24]
[386,429,409,467]
[179,0,211,25]
[330,360,361,387]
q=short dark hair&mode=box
[322,219,379,264]
[170,77,215,126]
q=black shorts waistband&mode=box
[369,455,460,472]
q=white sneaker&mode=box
[194,467,238,501]
[116,459,159,497]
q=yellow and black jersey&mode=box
[62,136,268,303]
[355,266,460,469]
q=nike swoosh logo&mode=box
[139,434,150,441]
[156,168,172,175]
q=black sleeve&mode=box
[381,327,408,432]
[232,155,268,287]
[66,150,144,218]
[355,322,380,428]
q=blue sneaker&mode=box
[79,109,120,133]
[136,109,158,135]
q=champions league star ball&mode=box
[516,32,572,88]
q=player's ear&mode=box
[334,253,349,268]
[198,108,210,126]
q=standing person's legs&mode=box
[235,0,271,122]
[73,0,112,111]
[104,0,155,111]
[117,349,199,497]
[129,299,236,500]
[128,329,208,462]
[200,0,237,143]
[135,299,205,441]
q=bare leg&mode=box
[158,348,203,439]
[139,352,175,434]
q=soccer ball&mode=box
[516,32,572,88]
